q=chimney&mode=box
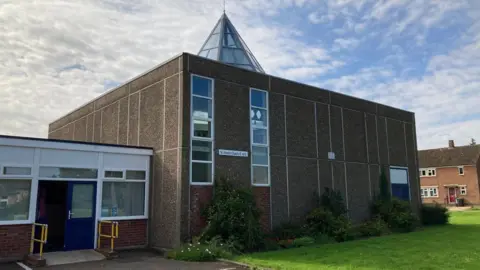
[448,140,455,148]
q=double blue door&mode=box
[64,181,97,251]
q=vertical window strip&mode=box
[190,75,214,185]
[250,88,270,186]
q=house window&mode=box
[390,167,409,200]
[104,170,123,179]
[419,168,436,177]
[421,187,438,198]
[190,75,214,184]
[250,89,270,186]
[458,166,464,175]
[460,186,467,195]
[0,179,31,221]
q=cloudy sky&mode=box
[1,0,479,149]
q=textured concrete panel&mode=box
[50,102,94,132]
[318,160,333,193]
[73,116,87,141]
[366,114,379,164]
[86,113,94,142]
[100,102,118,144]
[118,97,128,145]
[271,156,288,228]
[59,123,74,140]
[332,161,347,205]
[214,80,250,152]
[151,152,163,248]
[369,164,380,198]
[159,149,179,247]
[181,72,190,148]
[330,106,344,161]
[190,186,213,237]
[378,104,413,123]
[139,83,164,149]
[343,109,367,163]
[288,157,318,223]
[316,103,330,160]
[408,164,421,215]
[180,148,190,242]
[93,111,101,143]
[387,118,407,166]
[346,163,370,222]
[48,129,61,140]
[253,187,271,232]
[286,97,316,158]
[128,93,140,146]
[405,123,416,166]
[330,92,377,114]
[130,57,180,94]
[270,77,329,104]
[377,117,388,165]
[270,93,286,156]
[165,74,180,149]
[94,84,128,110]
[187,54,269,90]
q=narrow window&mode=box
[250,89,269,186]
[190,75,214,184]
[3,166,32,176]
[460,186,467,195]
[105,170,123,179]
[458,166,464,175]
[390,167,409,200]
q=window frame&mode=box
[0,178,33,224]
[1,165,33,177]
[100,180,147,220]
[38,165,98,180]
[250,88,270,187]
[458,166,464,176]
[460,185,467,195]
[389,166,410,201]
[419,168,436,177]
[420,186,439,198]
[190,74,215,186]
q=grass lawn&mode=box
[236,210,480,270]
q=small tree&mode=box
[379,168,391,201]
[470,138,476,146]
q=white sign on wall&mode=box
[218,149,249,157]
[328,152,336,160]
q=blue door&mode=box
[64,181,96,251]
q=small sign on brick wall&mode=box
[218,149,249,157]
[328,152,336,160]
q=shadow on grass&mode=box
[238,224,480,270]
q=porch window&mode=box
[39,167,98,179]
[101,182,145,217]
[0,179,31,222]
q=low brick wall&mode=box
[189,186,213,237]
[253,187,271,232]
[0,224,32,262]
[99,219,147,249]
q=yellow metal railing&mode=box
[97,221,119,252]
[30,223,48,258]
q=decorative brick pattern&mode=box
[99,219,147,249]
[253,187,271,232]
[189,186,213,237]
[0,224,31,261]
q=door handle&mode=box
[68,210,74,219]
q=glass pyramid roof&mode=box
[198,14,265,73]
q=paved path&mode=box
[42,250,245,270]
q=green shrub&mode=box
[372,198,419,232]
[292,237,315,248]
[311,233,336,244]
[355,217,391,237]
[270,223,307,240]
[200,177,264,251]
[319,188,348,217]
[167,239,233,262]
[305,207,352,242]
[421,204,449,226]
[263,239,282,251]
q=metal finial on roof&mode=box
[197,13,265,73]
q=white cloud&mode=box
[0,0,341,138]
[332,38,360,51]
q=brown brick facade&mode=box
[0,224,32,261]
[99,219,147,249]
[253,187,271,232]
[189,186,213,237]
[421,166,480,205]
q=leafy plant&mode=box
[319,187,348,217]
[270,223,307,240]
[167,239,233,262]
[421,204,449,226]
[200,177,264,251]
[355,217,391,237]
[379,169,391,201]
[305,207,352,242]
[372,198,419,232]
